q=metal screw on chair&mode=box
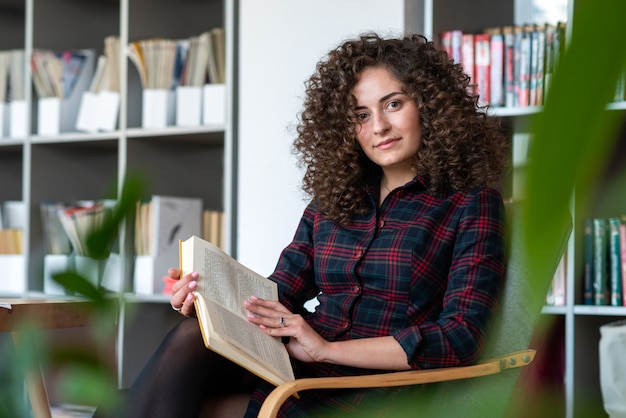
[509,358,517,366]
[522,355,531,363]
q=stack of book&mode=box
[40,200,118,294]
[439,22,567,108]
[0,201,25,293]
[0,49,28,138]
[30,48,96,136]
[126,28,226,128]
[0,201,24,255]
[75,35,121,133]
[583,217,626,306]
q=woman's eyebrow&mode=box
[354,91,405,110]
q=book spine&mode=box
[518,26,532,107]
[450,30,463,64]
[534,26,546,105]
[461,33,475,83]
[529,27,539,106]
[593,218,608,306]
[619,221,626,306]
[489,32,504,107]
[543,24,555,100]
[608,218,623,306]
[504,27,516,108]
[440,31,453,59]
[513,26,523,107]
[583,218,594,305]
[474,33,490,106]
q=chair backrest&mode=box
[425,203,572,417]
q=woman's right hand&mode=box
[168,268,198,317]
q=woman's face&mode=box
[352,66,422,176]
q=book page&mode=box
[183,236,277,317]
[199,295,294,383]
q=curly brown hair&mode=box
[293,32,508,225]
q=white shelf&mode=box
[574,305,626,316]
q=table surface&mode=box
[0,298,96,332]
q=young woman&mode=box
[119,32,508,417]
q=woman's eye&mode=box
[356,112,369,121]
[387,100,401,110]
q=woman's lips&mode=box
[375,138,400,150]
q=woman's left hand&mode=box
[244,296,327,363]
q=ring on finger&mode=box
[172,304,182,312]
[279,316,286,327]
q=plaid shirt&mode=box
[270,176,506,372]
[247,177,506,417]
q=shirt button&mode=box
[353,285,360,294]
[378,219,385,228]
[355,249,363,258]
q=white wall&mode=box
[237,0,405,276]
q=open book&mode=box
[179,235,295,386]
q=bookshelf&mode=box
[0,0,235,400]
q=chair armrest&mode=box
[257,349,535,418]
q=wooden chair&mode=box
[257,205,572,418]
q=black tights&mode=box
[99,317,256,418]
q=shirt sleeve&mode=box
[268,202,322,314]
[392,188,506,368]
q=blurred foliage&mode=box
[0,176,143,417]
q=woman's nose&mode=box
[372,112,391,135]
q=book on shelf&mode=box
[31,49,92,99]
[487,28,504,107]
[582,216,626,307]
[76,36,121,133]
[0,201,24,255]
[8,49,26,101]
[620,220,626,306]
[202,209,225,251]
[583,218,594,305]
[39,200,118,293]
[608,218,623,306]
[438,21,573,110]
[592,217,609,306]
[0,50,9,101]
[503,26,516,108]
[517,25,532,107]
[543,24,556,99]
[57,201,116,258]
[7,49,27,138]
[127,29,226,128]
[40,201,73,255]
[209,27,226,84]
[461,33,474,85]
[474,33,491,106]
[133,195,203,294]
[180,235,295,387]
[529,24,546,107]
[30,48,96,135]
[127,38,178,90]
[0,229,22,255]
